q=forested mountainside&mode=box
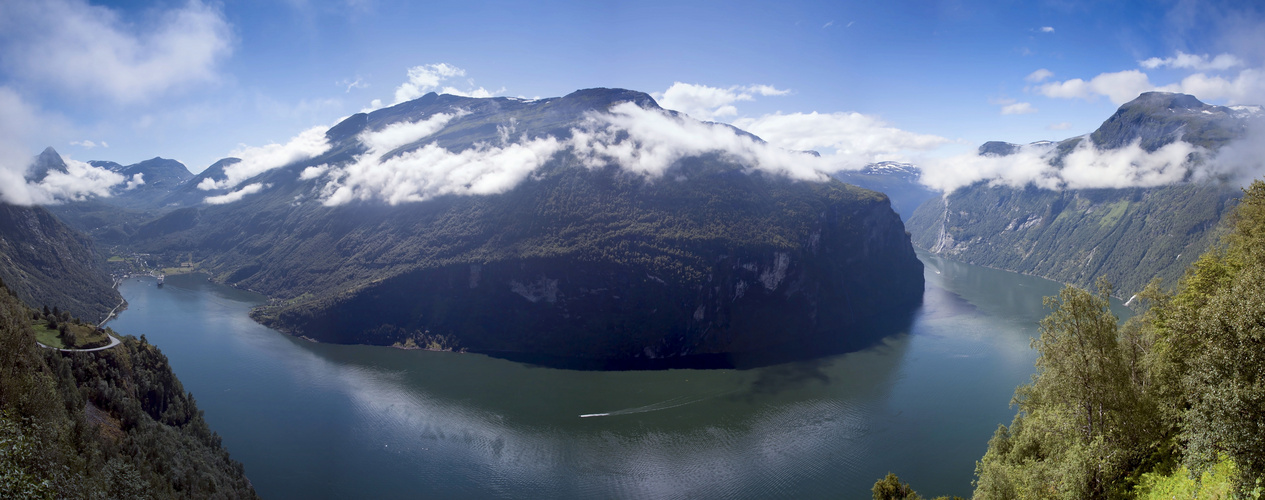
[0,282,257,499]
[118,88,923,367]
[0,203,121,322]
[907,92,1259,299]
[907,183,1238,300]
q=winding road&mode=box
[35,298,126,352]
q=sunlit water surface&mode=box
[108,250,1130,499]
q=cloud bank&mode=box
[205,183,269,205]
[1035,51,1265,105]
[199,126,331,191]
[0,0,232,103]
[0,87,129,205]
[390,63,503,105]
[733,111,949,170]
[654,82,790,122]
[307,102,842,206]
[571,102,828,181]
[919,138,1206,193]
[313,109,560,205]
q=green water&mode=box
[107,250,1130,499]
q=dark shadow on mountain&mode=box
[476,299,920,371]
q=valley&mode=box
[3,1,1265,494]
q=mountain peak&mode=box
[1127,91,1206,111]
[1090,92,1257,151]
[27,146,68,181]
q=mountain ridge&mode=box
[908,92,1259,298]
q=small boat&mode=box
[157,274,165,287]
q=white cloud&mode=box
[198,126,331,190]
[125,173,145,190]
[1037,67,1265,106]
[70,140,100,149]
[359,111,466,154]
[440,86,505,98]
[1000,102,1038,115]
[0,88,44,205]
[321,139,563,206]
[393,63,466,104]
[315,108,557,205]
[654,82,790,122]
[1060,140,1196,188]
[314,101,888,206]
[1026,69,1054,83]
[1036,69,1154,104]
[0,0,232,103]
[299,164,328,180]
[1164,69,1265,104]
[823,21,834,28]
[920,143,1062,193]
[1140,51,1244,71]
[1204,121,1265,185]
[340,77,368,92]
[919,138,1207,193]
[205,183,269,205]
[1047,122,1073,130]
[570,102,829,180]
[16,157,128,204]
[0,87,123,205]
[1039,26,1055,33]
[733,111,949,169]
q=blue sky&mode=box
[0,0,1262,176]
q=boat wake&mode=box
[579,392,731,418]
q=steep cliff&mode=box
[0,203,121,321]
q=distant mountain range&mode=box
[833,162,938,222]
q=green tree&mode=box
[975,278,1157,499]
[873,472,922,500]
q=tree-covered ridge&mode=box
[0,281,257,499]
[969,180,1265,498]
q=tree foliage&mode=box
[0,281,257,499]
[972,180,1265,498]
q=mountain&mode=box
[907,92,1257,298]
[25,146,68,181]
[128,88,925,368]
[0,202,121,322]
[88,157,193,209]
[1089,91,1260,151]
[833,162,938,222]
[157,157,241,207]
